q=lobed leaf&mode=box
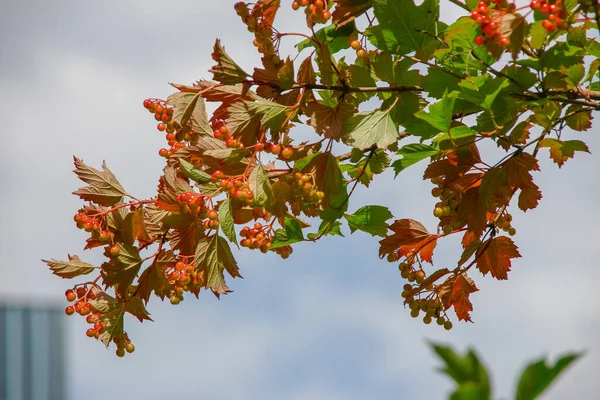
[72,157,127,206]
[344,205,393,237]
[43,255,96,279]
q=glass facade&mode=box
[0,305,65,400]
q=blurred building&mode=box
[0,302,66,400]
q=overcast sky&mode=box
[1,1,599,399]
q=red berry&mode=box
[292,1,300,10]
[474,35,486,45]
[65,306,75,316]
[207,210,218,221]
[498,37,510,46]
[125,343,135,353]
[270,144,281,155]
[281,147,294,159]
[110,245,120,256]
[86,328,96,338]
[322,10,331,20]
[65,290,76,302]
[530,0,540,9]
[470,11,479,19]
[158,148,169,157]
[76,287,86,298]
[212,170,224,181]
[255,142,265,152]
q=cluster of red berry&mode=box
[212,119,295,159]
[240,222,272,252]
[280,171,325,217]
[74,211,114,242]
[166,260,204,305]
[291,0,331,23]
[349,36,367,59]
[471,1,512,47]
[84,313,106,339]
[143,98,174,131]
[112,333,135,357]
[143,98,192,158]
[175,192,220,230]
[64,287,95,316]
[212,122,245,149]
[211,171,257,204]
[397,256,453,330]
[531,0,566,32]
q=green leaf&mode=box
[528,21,547,50]
[343,110,399,150]
[247,99,292,132]
[423,68,461,99]
[270,218,305,249]
[516,353,582,400]
[344,205,393,237]
[458,76,511,110]
[431,343,491,399]
[209,39,249,84]
[346,148,391,187]
[366,0,440,59]
[167,92,212,136]
[43,255,96,279]
[248,164,274,207]
[435,126,477,150]
[296,21,357,54]
[392,143,439,175]
[194,235,241,297]
[307,220,344,240]
[72,157,127,206]
[416,91,458,133]
[178,159,212,184]
[218,198,237,245]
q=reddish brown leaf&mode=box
[304,100,354,139]
[476,236,521,280]
[379,219,439,263]
[209,39,249,85]
[518,183,542,211]
[302,152,342,208]
[423,159,471,182]
[297,56,316,85]
[332,0,373,27]
[451,274,479,322]
[457,188,488,237]
[538,138,590,168]
[72,157,127,206]
[169,220,205,256]
[137,250,176,303]
[450,172,483,193]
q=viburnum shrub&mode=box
[44,0,599,356]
